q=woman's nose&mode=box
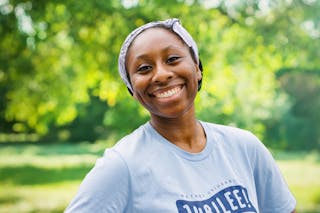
[152,64,173,84]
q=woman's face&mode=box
[126,27,201,119]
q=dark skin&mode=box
[126,27,296,213]
[126,27,205,153]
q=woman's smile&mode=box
[150,85,183,99]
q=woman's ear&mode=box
[196,65,202,81]
[132,90,140,101]
[133,92,138,100]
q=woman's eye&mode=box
[167,56,180,64]
[137,65,152,73]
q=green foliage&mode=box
[103,93,149,136]
[270,69,320,150]
[0,0,319,149]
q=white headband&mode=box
[118,18,199,93]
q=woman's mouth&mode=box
[152,86,182,98]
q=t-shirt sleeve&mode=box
[251,135,296,213]
[64,149,130,213]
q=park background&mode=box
[0,0,319,212]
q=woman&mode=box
[65,18,296,213]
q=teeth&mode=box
[156,87,181,98]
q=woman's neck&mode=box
[150,110,206,153]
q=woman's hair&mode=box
[118,18,203,95]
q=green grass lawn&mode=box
[0,142,319,213]
[273,150,320,213]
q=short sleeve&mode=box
[65,149,130,213]
[253,139,296,213]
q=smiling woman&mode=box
[126,27,201,120]
[65,18,297,213]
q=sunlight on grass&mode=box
[274,151,320,213]
[0,142,104,213]
[0,182,80,213]
[0,143,319,213]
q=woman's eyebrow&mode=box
[133,44,185,61]
[134,54,151,61]
[162,45,184,52]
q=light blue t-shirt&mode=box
[65,121,296,213]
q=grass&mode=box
[0,142,105,213]
[273,150,320,213]
[0,142,319,213]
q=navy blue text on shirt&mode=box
[176,185,257,213]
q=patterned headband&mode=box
[118,18,199,93]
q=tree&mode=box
[1,0,319,149]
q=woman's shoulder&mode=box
[102,122,159,164]
[201,121,258,142]
[201,121,274,170]
[200,121,265,156]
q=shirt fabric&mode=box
[65,121,296,213]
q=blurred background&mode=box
[0,0,319,212]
